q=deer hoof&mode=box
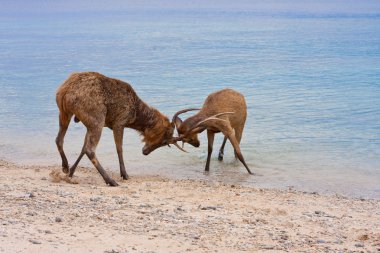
[108,180,119,187]
[62,166,69,174]
[218,152,224,161]
[121,174,129,180]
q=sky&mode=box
[1,0,380,14]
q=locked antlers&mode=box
[172,109,235,142]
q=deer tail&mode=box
[56,88,73,124]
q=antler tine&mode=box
[209,111,235,118]
[195,117,228,128]
[169,135,188,152]
[190,112,235,132]
[172,135,184,142]
[173,142,188,153]
[172,108,201,123]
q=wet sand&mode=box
[0,159,379,253]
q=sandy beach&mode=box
[0,159,379,253]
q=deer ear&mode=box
[174,117,182,129]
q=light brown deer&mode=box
[55,72,184,186]
[172,88,253,174]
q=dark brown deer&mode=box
[172,88,253,174]
[55,72,184,186]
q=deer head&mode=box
[172,108,202,148]
[172,108,234,148]
[142,117,187,155]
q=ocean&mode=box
[0,6,379,198]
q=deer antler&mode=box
[172,108,201,122]
[195,112,234,127]
[171,110,235,152]
[173,142,188,153]
[169,137,188,152]
[172,108,201,129]
[187,112,235,134]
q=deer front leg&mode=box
[113,127,129,180]
[222,129,254,175]
[69,132,88,177]
[218,136,227,161]
[68,151,85,177]
[205,130,215,171]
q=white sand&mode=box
[0,160,379,253]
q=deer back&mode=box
[199,88,247,129]
[57,72,137,128]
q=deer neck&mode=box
[129,100,160,133]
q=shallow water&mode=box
[0,6,380,198]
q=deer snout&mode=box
[186,135,200,148]
[189,141,200,147]
[142,146,151,155]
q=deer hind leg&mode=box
[113,127,128,180]
[85,126,118,186]
[205,130,215,172]
[218,136,228,161]
[55,112,72,173]
[222,128,254,175]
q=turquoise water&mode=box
[0,8,379,198]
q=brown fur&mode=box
[175,89,253,174]
[55,72,174,186]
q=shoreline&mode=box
[0,159,379,252]
[3,157,379,201]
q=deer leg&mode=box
[68,132,89,177]
[68,152,85,177]
[218,136,228,161]
[55,112,72,173]
[233,125,245,159]
[205,130,215,172]
[85,127,118,186]
[223,129,254,175]
[113,127,128,180]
